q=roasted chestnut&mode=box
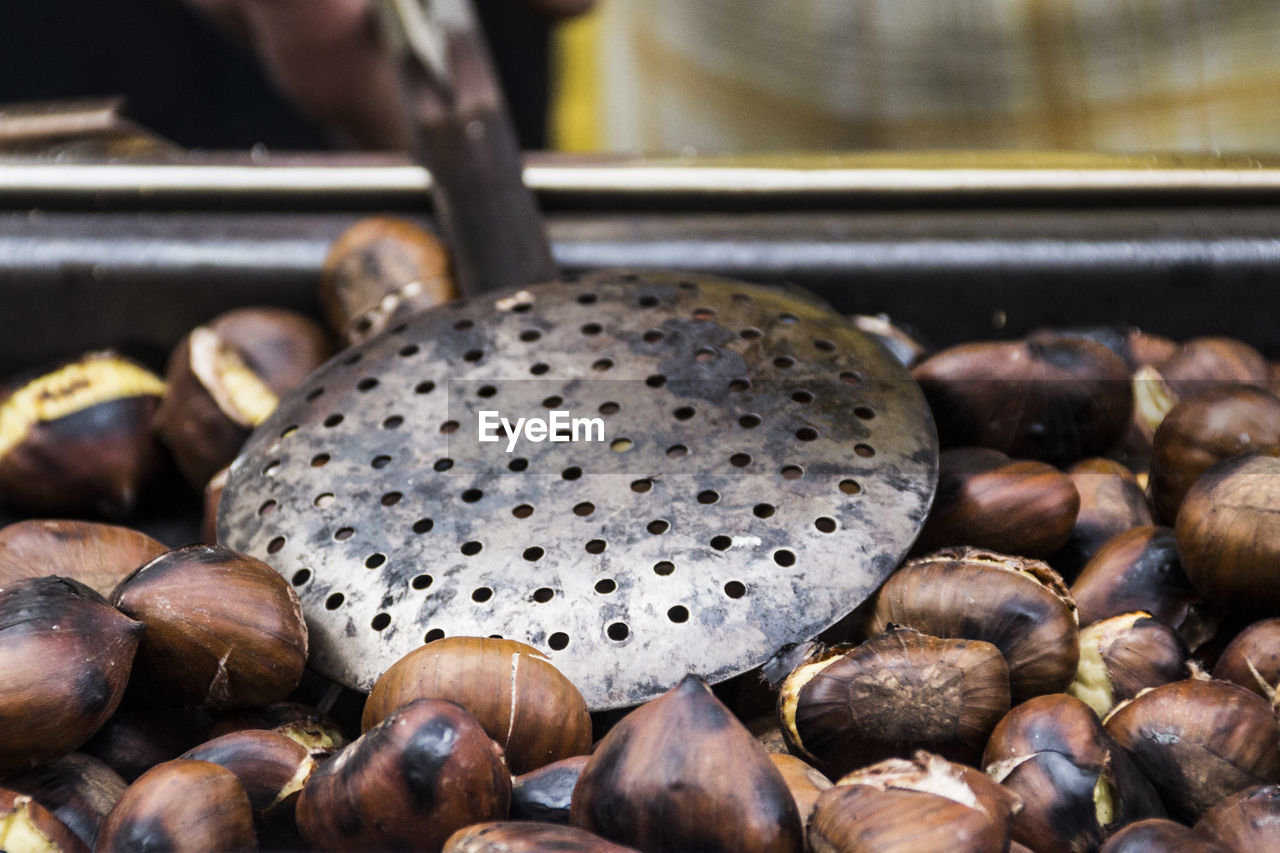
[865,547,1079,701]
[1195,784,1280,852]
[0,787,89,853]
[809,752,1020,853]
[111,544,308,709]
[1149,385,1280,524]
[96,759,256,853]
[983,693,1164,852]
[152,307,331,490]
[1176,448,1280,615]
[1069,612,1188,717]
[209,702,348,761]
[912,331,1133,466]
[0,519,167,598]
[1157,337,1271,401]
[1104,675,1280,821]
[911,447,1080,557]
[511,755,588,823]
[363,636,591,775]
[0,352,165,517]
[179,730,315,816]
[571,674,803,853]
[1213,618,1280,697]
[444,822,639,853]
[778,628,1009,775]
[1054,457,1154,577]
[0,754,123,849]
[80,699,210,783]
[320,217,456,345]
[1097,818,1229,853]
[0,576,142,770]
[1071,526,1216,649]
[296,698,510,852]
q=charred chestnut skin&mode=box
[111,544,308,710]
[571,674,802,853]
[866,547,1079,701]
[0,576,142,770]
[320,217,456,345]
[444,822,639,853]
[912,332,1133,466]
[912,448,1080,557]
[511,755,588,823]
[152,307,332,490]
[1213,618,1280,697]
[96,759,256,853]
[1104,677,1280,822]
[983,694,1164,853]
[0,787,89,853]
[0,519,167,598]
[1176,449,1280,615]
[779,628,1009,776]
[1055,458,1154,577]
[1097,818,1229,853]
[1,753,126,848]
[0,352,166,518]
[1071,526,1214,649]
[296,697,511,853]
[363,636,591,775]
[1195,784,1280,852]
[1149,385,1280,524]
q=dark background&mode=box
[0,0,552,149]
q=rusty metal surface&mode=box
[218,270,938,709]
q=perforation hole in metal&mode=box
[218,270,937,710]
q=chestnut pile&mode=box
[5,253,1280,851]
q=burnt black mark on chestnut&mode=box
[399,714,460,809]
[112,816,176,853]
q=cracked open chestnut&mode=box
[983,693,1164,853]
[152,307,331,490]
[320,217,456,346]
[363,636,591,775]
[0,787,88,853]
[0,352,165,518]
[1,753,126,849]
[778,627,1009,776]
[865,547,1079,701]
[809,752,1020,853]
[1069,611,1188,718]
[111,544,308,710]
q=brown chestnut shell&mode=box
[1104,676,1280,822]
[0,753,126,849]
[1213,618,1280,697]
[0,519,167,598]
[295,697,511,853]
[1097,818,1229,853]
[1195,784,1280,852]
[779,628,1009,776]
[571,674,802,853]
[363,636,590,775]
[866,547,1079,701]
[444,822,639,853]
[111,544,308,709]
[1055,457,1154,577]
[0,787,89,853]
[95,759,256,853]
[912,332,1133,466]
[0,576,142,770]
[1069,612,1189,718]
[912,447,1080,557]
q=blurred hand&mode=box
[187,0,594,149]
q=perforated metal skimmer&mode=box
[219,270,938,709]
